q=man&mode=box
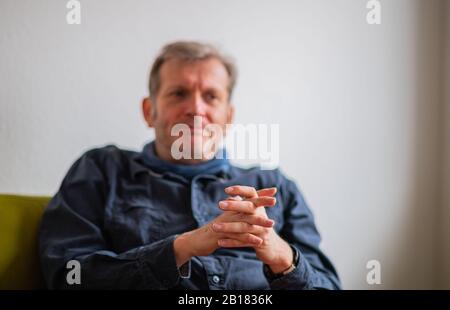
[39,41,341,289]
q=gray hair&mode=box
[149,41,237,101]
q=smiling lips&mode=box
[174,116,217,137]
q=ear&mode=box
[142,97,155,128]
[226,103,235,124]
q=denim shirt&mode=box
[38,143,341,290]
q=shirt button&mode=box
[212,275,220,284]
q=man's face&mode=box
[143,57,234,163]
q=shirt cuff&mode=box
[265,245,315,290]
[137,235,185,289]
[178,260,191,279]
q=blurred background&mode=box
[0,0,449,289]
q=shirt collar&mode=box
[131,141,232,181]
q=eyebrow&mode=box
[166,85,189,91]
[165,84,224,94]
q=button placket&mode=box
[191,181,205,225]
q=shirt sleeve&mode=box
[265,176,341,290]
[38,152,187,289]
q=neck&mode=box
[154,140,216,165]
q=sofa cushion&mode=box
[0,195,50,289]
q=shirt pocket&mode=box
[110,197,162,250]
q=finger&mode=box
[225,195,243,201]
[212,222,266,234]
[230,214,274,227]
[215,213,273,228]
[218,239,255,248]
[247,196,276,208]
[256,187,277,197]
[219,200,255,213]
[247,214,274,227]
[219,198,276,213]
[217,233,262,247]
[224,186,258,198]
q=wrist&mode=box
[268,242,294,274]
[264,244,299,281]
[173,232,194,268]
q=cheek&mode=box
[162,115,193,141]
[209,106,230,124]
[152,117,172,140]
[154,110,177,129]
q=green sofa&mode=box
[0,194,51,289]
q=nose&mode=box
[185,91,207,117]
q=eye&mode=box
[171,89,186,99]
[204,92,217,102]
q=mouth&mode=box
[186,123,210,136]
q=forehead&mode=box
[159,57,229,91]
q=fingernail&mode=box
[224,187,234,194]
[219,201,228,209]
[213,223,222,230]
[267,219,274,226]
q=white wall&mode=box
[0,0,447,289]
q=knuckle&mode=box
[261,232,270,243]
[246,201,255,210]
[256,216,266,224]
[254,215,264,225]
[249,216,258,224]
[244,222,253,231]
[251,226,261,234]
